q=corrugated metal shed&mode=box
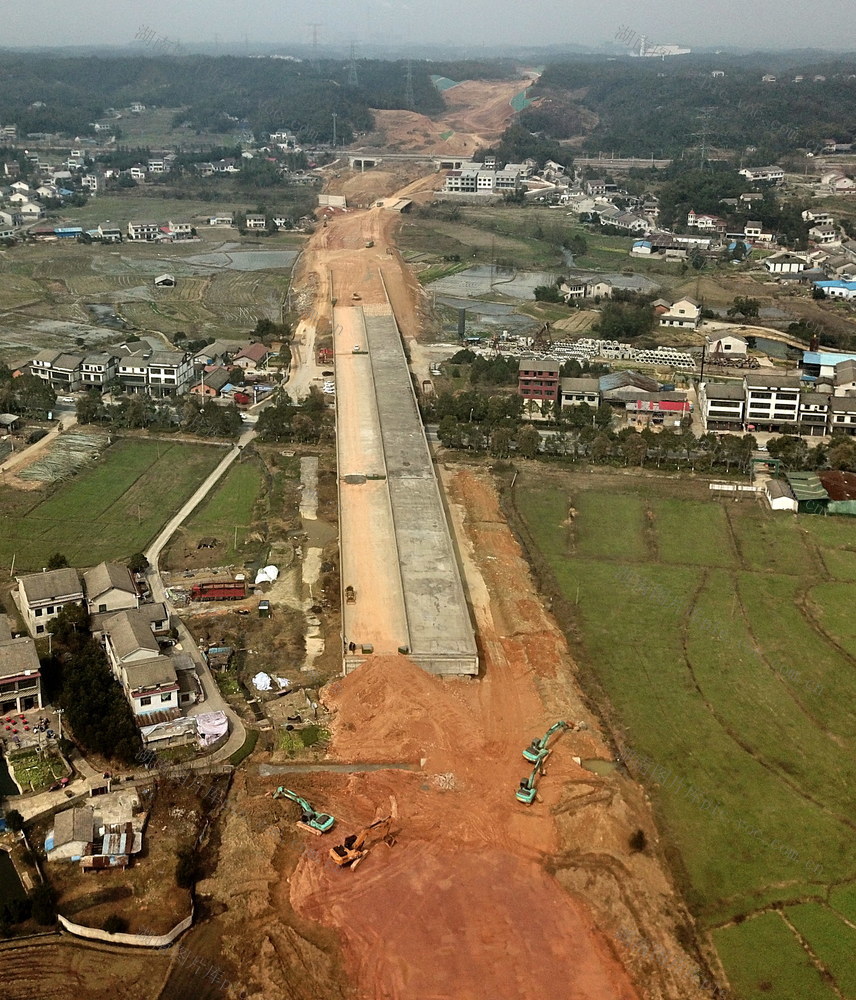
[785,472,829,508]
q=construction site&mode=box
[178,143,715,999]
[2,79,722,1000]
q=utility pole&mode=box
[332,112,337,148]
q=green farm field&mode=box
[512,467,856,1000]
[162,455,266,570]
[1,438,224,571]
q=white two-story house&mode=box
[18,568,84,637]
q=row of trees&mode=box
[255,387,333,443]
[76,392,244,438]
[0,368,56,418]
[437,412,759,474]
[766,432,856,472]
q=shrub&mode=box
[629,828,647,853]
[299,725,328,748]
[103,914,129,934]
[4,809,24,832]
[175,847,203,889]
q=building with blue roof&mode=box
[812,279,856,300]
[802,350,856,379]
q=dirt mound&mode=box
[323,654,479,766]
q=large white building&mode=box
[442,161,522,195]
[739,165,784,183]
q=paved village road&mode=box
[142,427,258,752]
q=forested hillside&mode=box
[0,54,449,142]
[521,57,856,158]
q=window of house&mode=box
[46,606,54,615]
[99,603,107,613]
[140,696,152,706]
[161,693,172,703]
[36,625,44,634]
[34,607,43,617]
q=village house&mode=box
[764,252,809,274]
[699,382,747,432]
[809,224,839,245]
[744,373,801,431]
[560,377,600,408]
[686,209,726,232]
[0,628,43,715]
[244,214,267,230]
[829,396,856,433]
[45,805,94,861]
[190,367,232,397]
[17,568,85,637]
[127,221,160,241]
[518,359,561,407]
[798,392,831,436]
[744,221,775,242]
[822,171,856,195]
[739,165,784,183]
[83,562,139,615]
[659,297,701,330]
[80,352,118,390]
[230,342,271,370]
[708,334,748,357]
[101,611,180,723]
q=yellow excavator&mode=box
[329,815,395,869]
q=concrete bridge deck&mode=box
[334,303,478,676]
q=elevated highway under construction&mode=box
[333,284,478,676]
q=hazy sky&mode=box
[4,0,855,52]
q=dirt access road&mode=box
[366,74,539,154]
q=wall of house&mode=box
[132,687,178,716]
[88,590,139,616]
[19,587,83,637]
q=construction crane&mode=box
[516,760,546,805]
[272,787,335,835]
[531,321,552,353]
[329,815,395,869]
[523,721,571,765]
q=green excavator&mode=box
[523,721,570,765]
[272,787,336,835]
[516,760,546,805]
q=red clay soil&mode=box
[289,646,639,1000]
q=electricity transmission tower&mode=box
[404,58,415,110]
[692,108,716,168]
[347,42,359,88]
[307,23,321,70]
